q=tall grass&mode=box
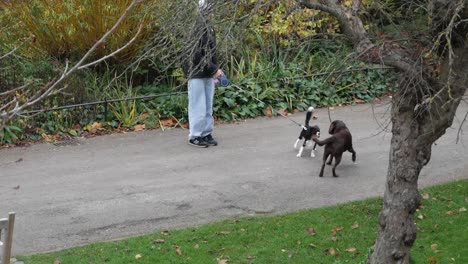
[0,0,155,62]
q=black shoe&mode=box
[188,137,209,148]
[203,134,218,146]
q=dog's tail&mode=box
[305,107,314,126]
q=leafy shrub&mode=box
[0,0,154,62]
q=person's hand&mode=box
[213,69,224,79]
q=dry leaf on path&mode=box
[134,124,145,131]
[266,107,273,117]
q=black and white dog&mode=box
[294,107,320,157]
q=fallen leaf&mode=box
[266,107,273,117]
[135,254,142,260]
[160,231,170,236]
[331,226,344,235]
[154,239,165,244]
[217,259,228,264]
[331,237,338,242]
[354,98,365,104]
[194,244,200,249]
[42,133,53,143]
[305,228,316,235]
[278,109,288,116]
[246,255,256,259]
[160,118,174,127]
[446,210,456,216]
[92,122,102,130]
[134,124,145,131]
[309,243,317,248]
[459,207,467,212]
[217,231,231,235]
[417,214,424,220]
[422,193,430,199]
[346,247,357,252]
[175,246,182,256]
[329,107,335,110]
[351,223,359,229]
[53,259,61,264]
[431,244,438,250]
[329,247,336,255]
[427,257,439,263]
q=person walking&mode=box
[183,1,224,148]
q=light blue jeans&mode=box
[188,78,215,139]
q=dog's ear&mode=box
[328,121,336,134]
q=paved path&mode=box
[1,100,467,255]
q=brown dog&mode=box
[312,120,356,177]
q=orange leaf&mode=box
[134,124,145,131]
[160,118,174,127]
[427,257,439,263]
[266,107,273,117]
[91,122,102,130]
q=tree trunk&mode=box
[298,1,467,262]
[369,46,468,264]
[368,91,428,263]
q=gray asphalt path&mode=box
[1,99,467,256]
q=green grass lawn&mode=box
[19,180,467,264]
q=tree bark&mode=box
[298,0,467,263]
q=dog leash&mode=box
[230,84,308,129]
